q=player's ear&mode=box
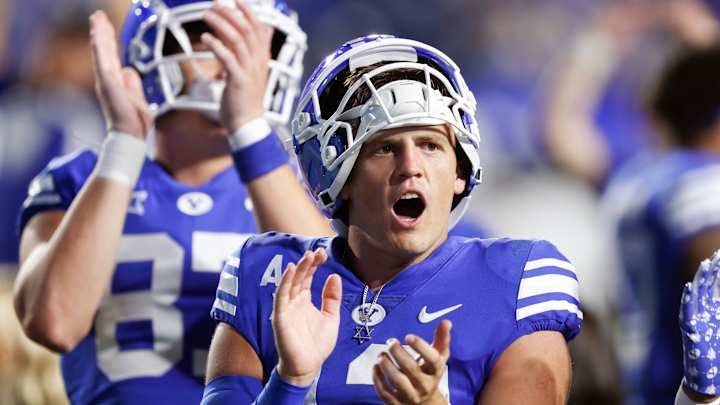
[453,151,467,196]
[454,175,466,195]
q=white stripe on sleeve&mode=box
[523,258,576,274]
[516,300,584,321]
[218,272,238,297]
[213,298,237,316]
[518,274,579,301]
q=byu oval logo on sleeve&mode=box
[177,192,214,216]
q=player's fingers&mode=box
[275,262,297,307]
[320,274,342,317]
[376,352,420,404]
[707,255,720,302]
[405,334,442,377]
[210,3,260,54]
[385,338,429,392]
[431,320,452,359]
[301,248,327,291]
[697,259,712,310]
[681,282,695,327]
[235,0,263,36]
[200,33,243,79]
[289,251,312,299]
[203,9,251,67]
[372,364,402,405]
[89,11,122,82]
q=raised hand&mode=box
[373,320,452,405]
[272,248,342,387]
[680,250,720,396]
[201,0,272,132]
[89,11,152,138]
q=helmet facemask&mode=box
[124,0,306,132]
[295,60,481,228]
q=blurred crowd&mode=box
[2,0,720,403]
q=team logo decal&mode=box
[351,303,386,327]
[128,190,148,216]
[177,192,214,216]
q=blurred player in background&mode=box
[544,0,719,189]
[12,0,332,403]
[202,35,582,404]
[604,43,720,404]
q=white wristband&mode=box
[94,131,147,186]
[227,118,272,151]
[676,382,720,405]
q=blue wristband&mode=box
[201,375,263,405]
[229,119,288,184]
[254,368,312,405]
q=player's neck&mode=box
[154,129,232,186]
[345,230,443,290]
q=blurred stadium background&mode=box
[2,0,719,403]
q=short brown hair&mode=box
[319,62,451,119]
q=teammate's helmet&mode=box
[119,0,306,127]
[291,35,482,230]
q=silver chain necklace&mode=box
[353,284,385,344]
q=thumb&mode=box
[320,274,342,317]
[432,320,452,359]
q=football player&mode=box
[604,44,720,404]
[202,35,583,404]
[13,0,331,403]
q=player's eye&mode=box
[422,142,440,152]
[376,144,393,154]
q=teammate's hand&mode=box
[201,0,272,132]
[89,11,152,139]
[272,248,342,387]
[373,320,452,405]
[680,250,720,397]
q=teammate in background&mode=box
[676,250,720,405]
[202,35,582,404]
[605,44,720,404]
[13,0,331,403]
[544,0,719,188]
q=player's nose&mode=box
[395,143,422,180]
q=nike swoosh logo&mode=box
[418,304,463,324]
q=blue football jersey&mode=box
[211,233,582,403]
[19,150,260,404]
[605,150,720,405]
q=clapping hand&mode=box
[272,248,342,387]
[373,320,452,405]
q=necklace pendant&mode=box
[353,325,374,344]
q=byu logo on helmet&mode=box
[119,0,306,128]
[291,35,482,232]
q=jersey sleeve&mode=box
[210,234,288,365]
[515,240,583,341]
[17,150,97,233]
[210,240,263,355]
[661,165,720,241]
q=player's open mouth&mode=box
[392,192,426,222]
